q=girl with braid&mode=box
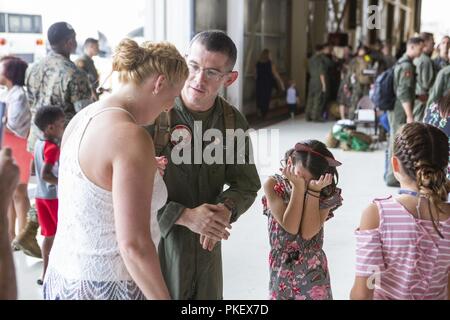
[351,122,450,300]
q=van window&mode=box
[7,14,42,33]
[0,13,5,32]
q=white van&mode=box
[0,11,46,63]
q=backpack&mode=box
[370,61,411,111]
[153,100,236,156]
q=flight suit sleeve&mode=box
[68,69,93,112]
[396,64,415,104]
[318,58,327,76]
[417,59,435,93]
[157,201,187,238]
[427,69,445,107]
[215,113,261,223]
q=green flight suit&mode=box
[386,54,416,186]
[413,53,435,121]
[146,96,261,300]
[76,54,99,98]
[427,65,450,109]
[306,53,327,121]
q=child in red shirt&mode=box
[33,107,65,285]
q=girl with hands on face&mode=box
[262,140,343,300]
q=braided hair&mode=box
[394,122,450,237]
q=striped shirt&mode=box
[355,196,450,300]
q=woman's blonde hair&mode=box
[112,38,188,86]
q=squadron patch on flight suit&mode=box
[170,125,192,146]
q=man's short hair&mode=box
[84,38,99,48]
[47,22,75,46]
[34,106,65,132]
[419,32,434,42]
[407,37,424,46]
[189,30,237,69]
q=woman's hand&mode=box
[308,173,333,192]
[282,164,306,189]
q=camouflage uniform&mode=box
[25,52,92,152]
[348,56,372,119]
[427,65,450,108]
[146,96,261,299]
[413,53,435,121]
[76,54,99,98]
[385,54,416,186]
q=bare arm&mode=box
[320,74,327,92]
[448,273,450,300]
[300,193,331,240]
[402,101,414,123]
[41,163,58,185]
[112,125,170,300]
[0,149,19,300]
[263,168,306,235]
[271,63,285,91]
[300,174,333,240]
[350,203,380,300]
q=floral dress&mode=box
[262,174,343,300]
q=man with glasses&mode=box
[147,30,261,299]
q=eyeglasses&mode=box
[187,62,231,82]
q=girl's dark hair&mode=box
[437,89,450,117]
[394,122,450,237]
[34,106,65,132]
[0,56,28,86]
[283,140,339,198]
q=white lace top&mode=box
[44,106,167,300]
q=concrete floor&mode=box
[14,115,397,300]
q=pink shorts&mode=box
[35,198,58,237]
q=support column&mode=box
[227,0,245,111]
[311,0,328,50]
[291,0,308,105]
[143,0,167,41]
[165,0,194,52]
[143,0,194,52]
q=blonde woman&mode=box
[43,39,188,300]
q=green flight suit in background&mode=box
[413,53,435,121]
[427,64,450,109]
[386,54,416,186]
[306,53,327,121]
[146,96,261,300]
[76,54,99,98]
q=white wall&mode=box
[143,0,193,53]
[226,0,245,111]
